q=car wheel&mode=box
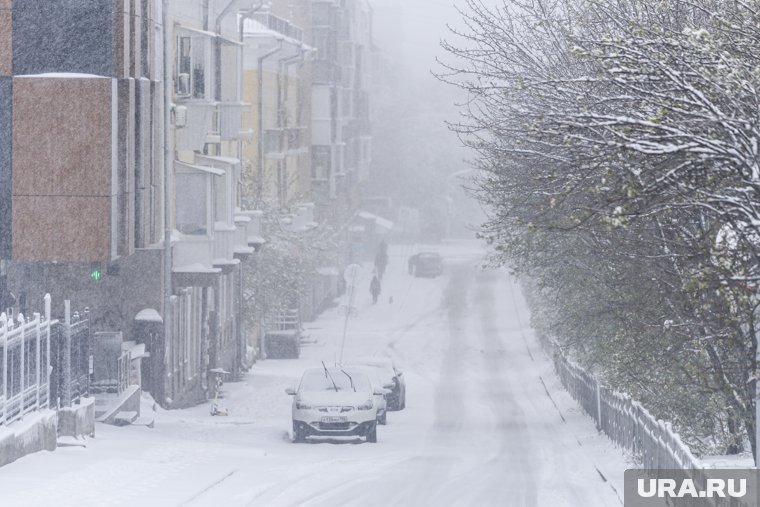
[293,424,306,443]
[391,392,402,411]
[367,422,378,443]
[379,412,387,425]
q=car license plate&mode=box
[321,416,347,423]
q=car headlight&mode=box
[295,400,312,410]
[357,399,374,410]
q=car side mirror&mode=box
[285,387,296,395]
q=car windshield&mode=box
[300,369,371,392]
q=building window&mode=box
[176,172,210,235]
[312,146,331,181]
[176,34,208,99]
[214,174,229,224]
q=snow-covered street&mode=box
[0,243,628,506]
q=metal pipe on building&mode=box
[256,40,283,205]
[162,0,173,405]
[237,2,267,203]
[238,2,266,104]
[275,49,305,207]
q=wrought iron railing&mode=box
[49,304,91,408]
[0,295,53,426]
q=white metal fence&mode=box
[0,295,53,426]
[538,332,701,469]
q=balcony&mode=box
[174,101,217,152]
[250,13,304,42]
[236,209,266,250]
[233,215,255,261]
[263,129,284,159]
[173,160,224,286]
[286,127,308,153]
[209,102,254,142]
[213,222,240,273]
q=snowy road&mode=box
[0,242,627,506]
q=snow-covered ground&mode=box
[0,241,628,506]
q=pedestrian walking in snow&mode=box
[374,249,388,280]
[370,275,382,304]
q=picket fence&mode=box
[537,335,758,504]
[537,332,701,469]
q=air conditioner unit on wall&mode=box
[175,105,188,128]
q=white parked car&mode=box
[345,357,406,411]
[344,366,390,425]
[286,366,384,443]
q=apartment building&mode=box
[0,0,166,342]
[241,0,312,209]
[0,0,264,409]
[152,0,266,406]
[0,0,372,409]
[311,0,372,227]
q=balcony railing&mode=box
[263,128,283,155]
[286,127,308,151]
[210,102,254,141]
[251,12,303,42]
[175,101,217,151]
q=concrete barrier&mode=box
[57,397,95,438]
[0,410,57,468]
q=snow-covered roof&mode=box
[242,19,314,52]
[358,211,395,231]
[212,258,241,266]
[128,343,149,359]
[214,222,238,232]
[172,263,222,274]
[134,308,163,323]
[176,24,242,47]
[15,73,110,79]
[237,208,264,218]
[195,154,241,167]
[175,160,225,177]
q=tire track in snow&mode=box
[472,269,539,506]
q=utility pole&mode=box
[339,264,361,364]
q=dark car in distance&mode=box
[410,252,443,278]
